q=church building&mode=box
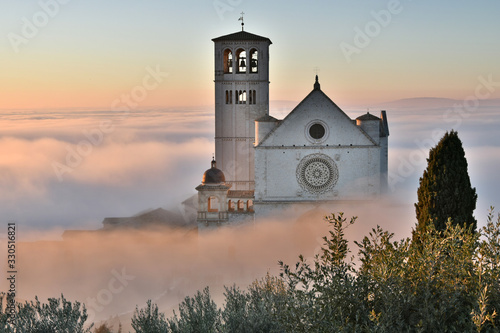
[196,27,389,229]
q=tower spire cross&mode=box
[239,12,245,31]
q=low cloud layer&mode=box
[0,99,499,330]
[1,100,499,230]
[2,198,413,328]
[0,107,214,229]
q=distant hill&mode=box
[377,97,459,109]
[376,97,500,110]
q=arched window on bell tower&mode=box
[237,90,246,104]
[223,49,233,74]
[225,90,233,104]
[250,49,258,73]
[247,90,256,105]
[236,49,247,73]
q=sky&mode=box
[1,0,500,109]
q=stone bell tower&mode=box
[212,24,272,193]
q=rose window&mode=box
[296,154,338,194]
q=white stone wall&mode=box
[253,200,374,220]
[254,89,382,205]
[255,146,381,202]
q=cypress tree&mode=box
[414,130,477,234]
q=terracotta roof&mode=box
[227,190,254,198]
[212,31,272,44]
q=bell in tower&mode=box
[237,50,247,73]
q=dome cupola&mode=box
[202,159,226,185]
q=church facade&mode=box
[196,29,389,229]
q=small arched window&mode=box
[247,90,256,105]
[237,200,245,211]
[208,196,220,212]
[250,49,258,73]
[223,49,233,74]
[236,49,246,73]
[228,200,235,211]
[238,90,246,104]
[247,200,254,212]
[225,91,229,104]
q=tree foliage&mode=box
[160,211,500,333]
[94,322,121,333]
[167,287,221,333]
[131,300,168,333]
[94,323,112,333]
[223,273,288,333]
[0,294,92,333]
[278,213,367,332]
[415,130,477,234]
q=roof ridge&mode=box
[212,31,272,43]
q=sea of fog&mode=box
[0,98,499,329]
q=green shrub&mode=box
[167,287,221,333]
[131,300,168,333]
[0,294,91,333]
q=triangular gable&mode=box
[258,89,376,147]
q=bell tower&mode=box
[212,25,272,193]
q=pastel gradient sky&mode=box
[2,0,500,110]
